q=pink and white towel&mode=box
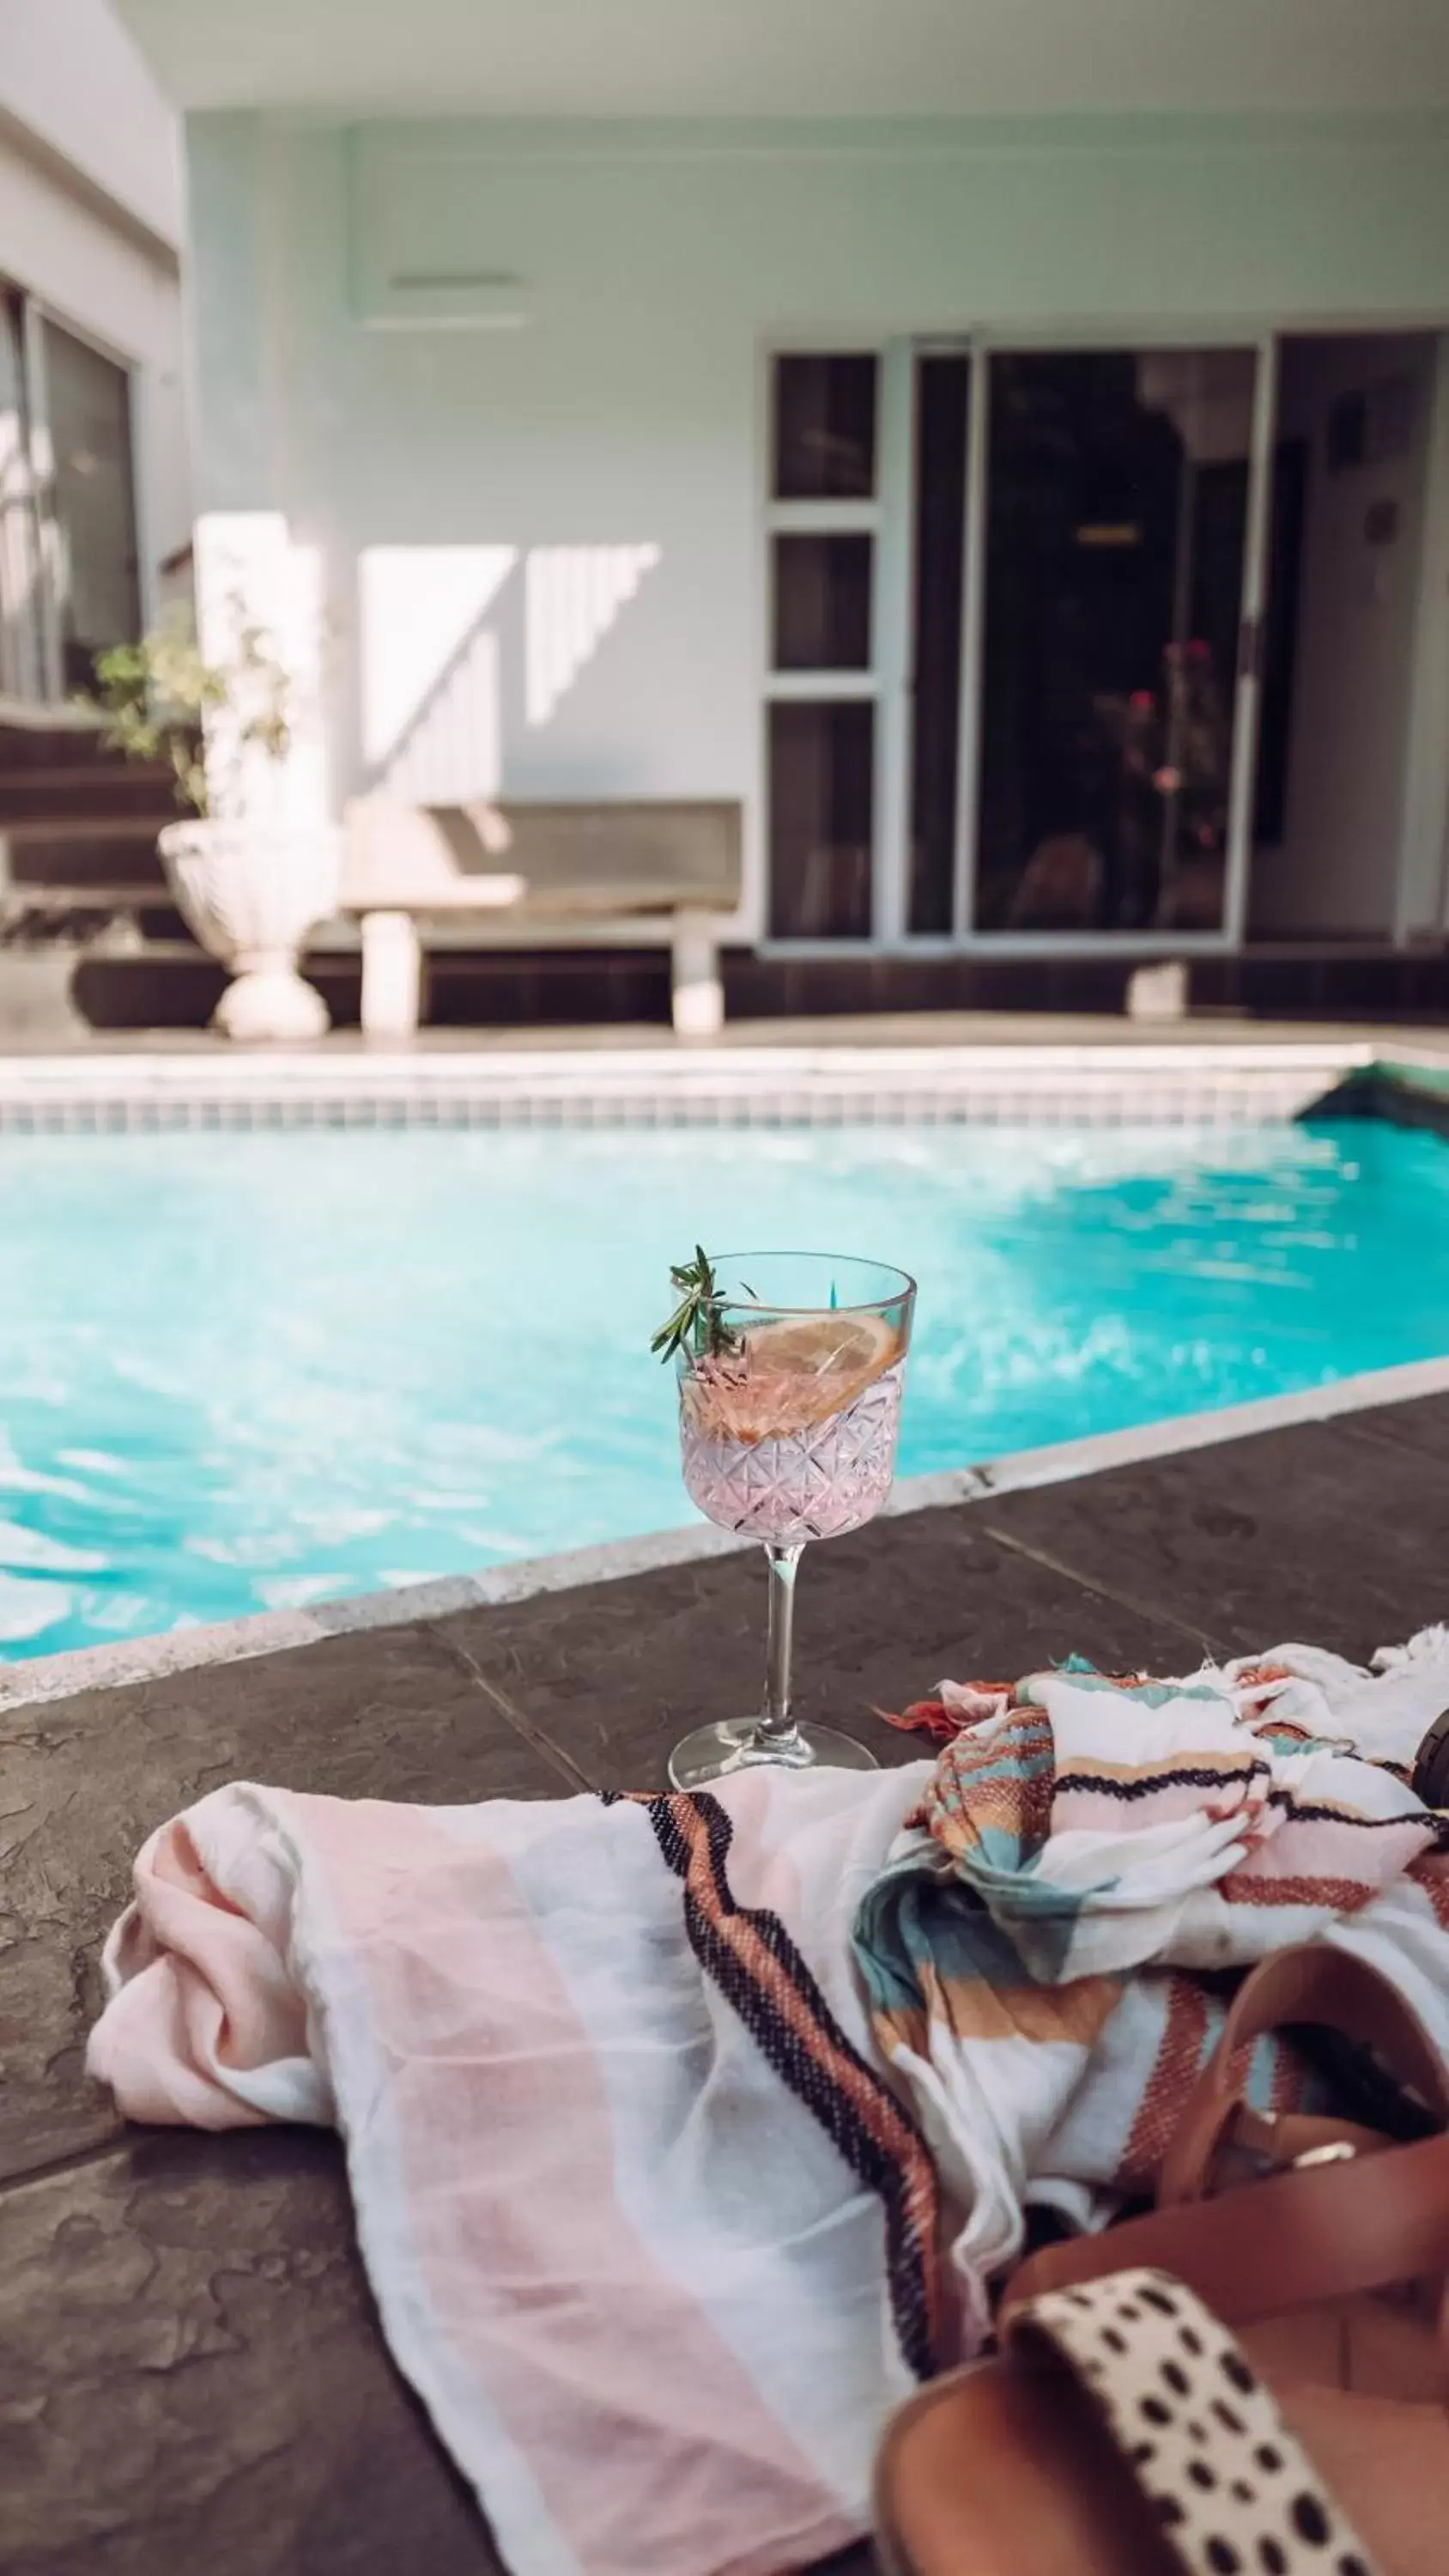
[90,1764,938,2576]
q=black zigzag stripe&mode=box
[1053,1762,1433,1828]
[632,1787,938,2380]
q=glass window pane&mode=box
[41,319,141,691]
[772,532,872,671]
[0,290,46,702]
[773,355,877,500]
[767,699,874,939]
[908,355,970,933]
[974,348,1256,934]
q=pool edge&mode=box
[0,1034,1391,1128]
[5,1350,1448,1715]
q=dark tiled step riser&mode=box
[0,724,166,772]
[5,829,168,892]
[65,944,1449,1033]
[0,774,176,825]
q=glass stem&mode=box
[760,1542,804,1742]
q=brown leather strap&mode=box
[1006,2126,1449,2325]
[1160,1943,1449,2206]
[1007,1947,1449,2328]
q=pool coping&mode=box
[5,1348,1449,1714]
[0,1034,1404,1127]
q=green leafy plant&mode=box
[78,603,292,819]
[651,1247,741,1364]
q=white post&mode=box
[360,910,423,1041]
[670,910,724,1040]
[1125,959,1188,1023]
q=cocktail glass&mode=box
[665,1251,916,1790]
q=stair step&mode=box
[0,769,177,825]
[4,822,168,891]
[0,722,142,772]
[3,879,176,905]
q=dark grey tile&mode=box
[0,1623,568,2184]
[979,1421,1446,1662]
[0,2131,501,2576]
[430,1503,1211,1794]
[1334,1390,1449,1471]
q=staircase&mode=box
[0,719,218,1035]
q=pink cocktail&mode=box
[681,1362,906,1543]
[661,1252,916,1789]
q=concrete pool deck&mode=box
[3,1364,1449,2574]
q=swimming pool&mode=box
[1,1114,1446,1660]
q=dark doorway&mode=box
[974,348,1259,935]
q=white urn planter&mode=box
[160,819,342,1042]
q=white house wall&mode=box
[184,111,1449,937]
[0,0,181,250]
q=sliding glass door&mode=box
[763,337,1276,950]
[42,316,142,693]
[0,288,49,703]
[972,346,1264,937]
[0,291,141,708]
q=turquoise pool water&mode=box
[0,1115,1446,1660]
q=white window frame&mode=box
[760,345,892,944]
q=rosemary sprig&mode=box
[651,1246,738,1364]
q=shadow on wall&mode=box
[358,542,661,804]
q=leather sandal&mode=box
[873,1944,1449,2576]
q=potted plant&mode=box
[82,607,341,1042]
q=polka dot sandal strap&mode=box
[1005,2266,1382,2576]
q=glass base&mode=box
[666,1715,878,1791]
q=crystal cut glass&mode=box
[665,1251,916,1790]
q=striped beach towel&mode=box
[89,1763,940,2576]
[88,1631,1449,2576]
[856,1631,1449,2338]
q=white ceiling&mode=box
[114,0,1449,118]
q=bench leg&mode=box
[360,911,422,1042]
[670,911,724,1041]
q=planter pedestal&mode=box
[214,957,330,1042]
[160,821,341,1044]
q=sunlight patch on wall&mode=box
[361,544,517,801]
[524,543,660,726]
[194,511,327,825]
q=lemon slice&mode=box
[742,1312,899,1386]
[685,1309,901,1443]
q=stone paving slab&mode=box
[1335,1388,1449,1469]
[425,1501,1210,1797]
[0,1622,567,2185]
[979,1419,1448,1662]
[2,1410,1446,2574]
[0,2131,495,2576]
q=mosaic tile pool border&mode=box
[3,1348,1448,1715]
[0,1039,1379,1131]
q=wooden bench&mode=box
[341,797,743,1040]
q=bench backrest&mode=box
[343,799,742,918]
